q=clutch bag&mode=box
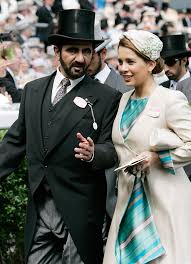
[114,156,147,172]
[150,128,183,151]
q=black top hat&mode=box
[48,9,104,45]
[160,34,191,59]
[100,18,108,30]
[122,4,130,12]
[186,8,191,14]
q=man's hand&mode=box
[4,91,12,104]
[74,132,94,161]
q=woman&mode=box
[103,30,191,264]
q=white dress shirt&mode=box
[94,64,111,84]
[51,67,84,103]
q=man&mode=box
[87,25,130,243]
[176,76,191,103]
[0,9,121,264]
[0,42,22,102]
[114,4,135,30]
[0,77,21,103]
[160,34,191,90]
[176,77,191,180]
[181,8,191,28]
[160,34,191,180]
[87,25,128,94]
[36,0,55,52]
[15,19,34,46]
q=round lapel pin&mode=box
[73,97,87,108]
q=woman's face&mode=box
[118,46,152,87]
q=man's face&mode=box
[45,0,55,6]
[55,41,93,80]
[164,57,185,81]
[87,52,102,77]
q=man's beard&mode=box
[165,72,176,81]
[88,55,102,77]
[60,56,88,79]
[166,75,174,80]
[93,56,102,77]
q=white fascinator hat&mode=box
[121,30,163,61]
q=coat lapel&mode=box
[161,80,170,88]
[117,87,161,145]
[117,89,134,142]
[45,75,98,156]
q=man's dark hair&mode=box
[161,2,169,11]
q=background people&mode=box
[176,76,191,179]
[176,75,191,102]
[36,0,55,52]
[160,34,191,90]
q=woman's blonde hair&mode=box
[118,37,164,74]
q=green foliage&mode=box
[0,130,27,264]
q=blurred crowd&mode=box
[0,0,191,106]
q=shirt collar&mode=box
[178,70,191,83]
[170,70,191,90]
[45,5,52,11]
[55,67,85,91]
[94,64,111,84]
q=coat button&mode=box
[44,165,48,168]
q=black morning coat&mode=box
[0,72,121,264]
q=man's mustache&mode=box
[71,62,85,68]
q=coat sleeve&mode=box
[2,79,22,103]
[0,84,27,181]
[91,91,121,170]
[176,79,191,104]
[176,80,183,92]
[166,91,191,168]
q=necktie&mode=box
[93,76,100,82]
[52,79,71,106]
[115,173,165,263]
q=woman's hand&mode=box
[124,151,159,176]
[74,132,94,161]
[137,151,159,170]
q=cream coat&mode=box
[103,86,191,264]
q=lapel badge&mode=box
[73,96,87,108]
[147,107,160,118]
[73,97,98,130]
